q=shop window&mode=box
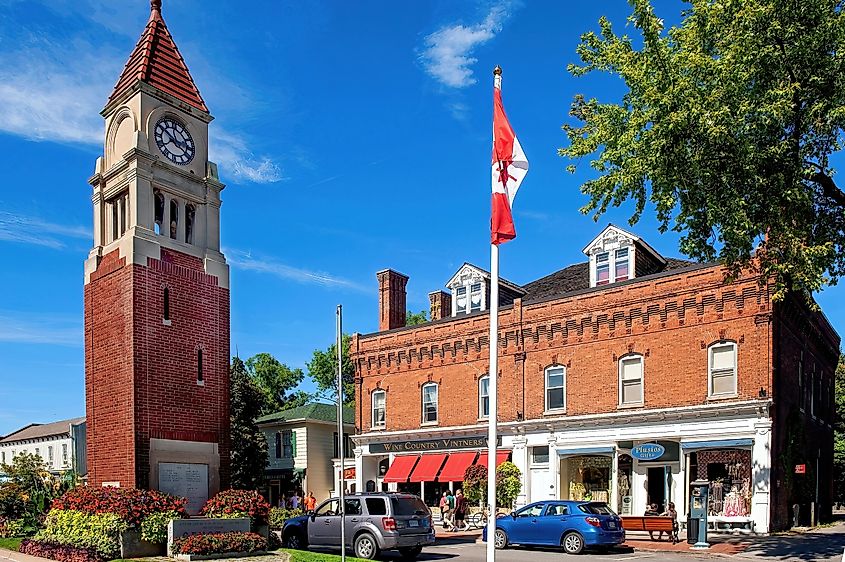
[479,376,489,418]
[372,390,386,428]
[422,382,438,424]
[563,455,610,503]
[617,454,633,514]
[545,366,566,411]
[531,446,549,464]
[185,204,195,244]
[708,342,737,397]
[689,449,751,518]
[154,190,164,235]
[619,355,644,405]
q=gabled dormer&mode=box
[582,225,666,288]
[446,263,525,316]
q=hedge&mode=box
[171,532,267,555]
[34,510,127,560]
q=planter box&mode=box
[120,529,166,558]
[253,524,270,539]
[174,550,267,561]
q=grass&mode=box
[0,537,23,552]
[279,548,370,562]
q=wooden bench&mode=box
[620,516,677,541]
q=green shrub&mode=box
[268,507,303,530]
[171,531,267,555]
[35,509,127,559]
[0,518,27,538]
[140,510,180,544]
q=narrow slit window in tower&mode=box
[185,204,195,244]
[197,349,203,384]
[170,199,179,239]
[154,190,164,235]
[163,287,170,321]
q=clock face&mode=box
[154,117,195,165]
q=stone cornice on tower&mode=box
[106,0,208,114]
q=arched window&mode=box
[185,204,195,244]
[478,375,490,418]
[163,287,170,322]
[618,354,644,406]
[708,342,737,397]
[169,199,179,239]
[545,365,566,412]
[371,390,386,428]
[197,348,204,384]
[421,382,438,424]
[154,190,164,235]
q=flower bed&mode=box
[171,532,267,555]
[19,539,105,562]
[268,507,303,530]
[51,487,187,527]
[200,491,270,526]
[34,510,126,559]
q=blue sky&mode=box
[1,0,843,436]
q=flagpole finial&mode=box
[493,65,502,76]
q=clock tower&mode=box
[84,0,230,509]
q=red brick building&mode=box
[84,0,230,513]
[350,224,838,533]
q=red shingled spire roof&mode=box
[107,0,208,113]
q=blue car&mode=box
[482,501,625,554]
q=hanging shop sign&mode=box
[631,443,666,461]
[794,464,806,474]
[343,467,356,480]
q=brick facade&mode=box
[85,248,230,489]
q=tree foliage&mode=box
[244,353,307,414]
[834,354,845,502]
[461,461,523,508]
[229,357,269,491]
[306,334,355,406]
[561,0,845,300]
[406,310,428,326]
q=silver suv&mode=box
[281,492,435,559]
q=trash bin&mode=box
[686,517,699,544]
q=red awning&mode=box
[409,453,448,483]
[438,451,478,482]
[382,455,419,483]
[474,450,511,468]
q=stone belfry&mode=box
[84,0,230,511]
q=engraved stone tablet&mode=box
[158,462,209,515]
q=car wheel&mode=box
[283,530,305,550]
[398,546,422,559]
[493,529,508,550]
[353,532,380,560]
[562,531,584,555]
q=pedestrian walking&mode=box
[453,489,468,531]
[439,491,452,530]
[303,491,316,512]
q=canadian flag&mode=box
[491,79,528,245]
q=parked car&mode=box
[482,500,625,554]
[281,492,435,559]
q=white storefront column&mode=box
[511,436,528,507]
[631,460,648,516]
[354,447,364,495]
[751,420,773,533]
[549,435,560,499]
[611,451,619,513]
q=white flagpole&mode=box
[486,65,503,562]
[336,304,346,562]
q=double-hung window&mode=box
[479,376,490,418]
[372,390,386,428]
[455,287,467,314]
[469,283,483,312]
[422,383,438,424]
[709,342,737,397]
[596,253,610,285]
[282,430,294,458]
[619,355,644,405]
[545,366,566,411]
[615,248,629,281]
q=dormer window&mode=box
[456,286,467,314]
[583,225,666,288]
[448,266,488,316]
[470,283,483,312]
[615,248,629,281]
[596,252,610,285]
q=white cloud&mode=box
[0,211,91,249]
[226,249,368,293]
[420,2,512,88]
[0,311,82,346]
[210,130,285,184]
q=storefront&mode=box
[558,447,614,504]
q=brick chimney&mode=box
[377,269,408,331]
[428,290,452,321]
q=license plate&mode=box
[607,522,616,529]
[409,520,419,527]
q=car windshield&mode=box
[578,502,616,515]
[390,496,429,516]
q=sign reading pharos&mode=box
[631,443,666,461]
[369,436,502,454]
[343,467,356,480]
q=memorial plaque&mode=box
[159,462,209,514]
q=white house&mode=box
[0,417,86,476]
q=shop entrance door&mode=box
[647,466,667,511]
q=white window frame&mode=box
[544,365,566,412]
[450,273,487,316]
[708,342,738,398]
[614,247,630,281]
[422,382,439,425]
[479,376,490,419]
[618,354,644,406]
[595,252,610,286]
[62,444,68,466]
[282,430,294,458]
[372,390,386,429]
[530,445,550,466]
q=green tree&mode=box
[834,354,845,502]
[560,0,845,300]
[461,462,523,509]
[245,353,307,414]
[406,310,428,326]
[229,357,269,490]
[306,335,354,406]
